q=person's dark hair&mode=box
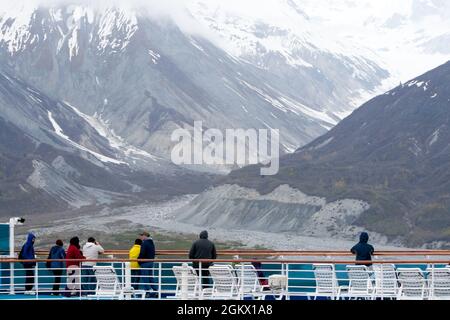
[134,239,143,245]
[199,230,208,239]
[70,237,80,249]
[56,239,63,246]
[88,237,96,243]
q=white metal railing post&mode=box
[158,262,162,300]
[79,266,82,300]
[35,263,39,300]
[181,263,189,300]
[9,220,15,295]
[124,262,131,287]
[429,264,434,300]
[124,262,132,300]
[199,262,202,292]
[240,264,244,300]
[121,263,124,287]
[285,263,290,300]
[9,262,15,295]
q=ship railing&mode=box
[0,251,450,300]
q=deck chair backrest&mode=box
[346,265,372,294]
[235,264,261,293]
[426,267,450,298]
[313,264,339,294]
[172,265,200,298]
[209,265,238,298]
[373,264,398,295]
[93,266,121,296]
[397,268,426,299]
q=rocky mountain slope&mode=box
[179,61,450,247]
[0,70,213,216]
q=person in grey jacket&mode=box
[189,230,217,288]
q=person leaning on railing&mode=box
[18,233,37,295]
[351,232,375,267]
[46,239,66,296]
[81,237,105,295]
[65,237,86,296]
[129,238,142,290]
[189,230,217,288]
[137,231,158,297]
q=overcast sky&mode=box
[1,0,449,81]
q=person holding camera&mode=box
[81,237,104,294]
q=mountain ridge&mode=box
[180,60,450,247]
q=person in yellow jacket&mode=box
[129,239,142,289]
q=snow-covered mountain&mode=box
[1,1,448,173]
[1,0,450,216]
[0,1,401,173]
[187,0,450,83]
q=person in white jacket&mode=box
[81,237,104,294]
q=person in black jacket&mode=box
[351,232,375,266]
[137,231,157,294]
[189,230,217,288]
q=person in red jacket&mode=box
[66,236,86,267]
[65,237,85,296]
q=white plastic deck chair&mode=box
[308,264,342,300]
[426,267,450,300]
[373,264,398,300]
[340,265,374,300]
[88,266,145,300]
[397,268,427,300]
[235,264,268,300]
[171,265,201,299]
[208,265,240,300]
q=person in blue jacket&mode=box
[19,233,36,294]
[137,231,158,296]
[351,232,375,266]
[47,239,66,295]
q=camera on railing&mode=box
[10,217,25,225]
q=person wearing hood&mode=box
[351,232,375,266]
[81,237,104,294]
[46,239,66,295]
[66,237,85,296]
[19,233,36,294]
[189,230,217,288]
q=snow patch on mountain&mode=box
[97,7,138,54]
[65,102,159,162]
[47,111,69,139]
[48,110,126,165]
[429,128,440,146]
